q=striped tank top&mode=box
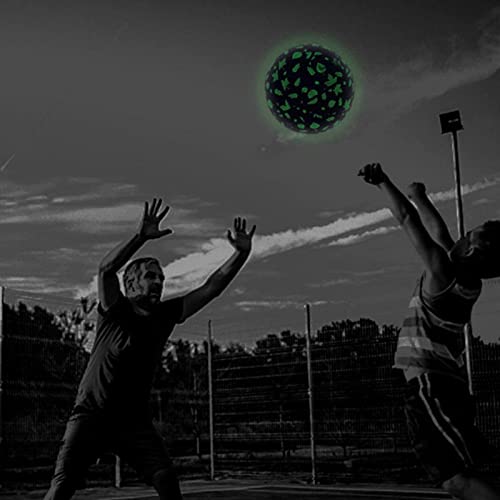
[394,272,481,382]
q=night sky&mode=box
[1,0,500,345]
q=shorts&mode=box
[50,414,174,490]
[404,372,491,485]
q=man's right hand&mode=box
[139,198,173,240]
[407,182,426,200]
[358,163,387,185]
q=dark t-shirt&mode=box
[72,293,184,419]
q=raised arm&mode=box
[407,182,455,251]
[179,217,256,322]
[358,163,454,293]
[98,198,173,311]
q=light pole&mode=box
[439,109,473,395]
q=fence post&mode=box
[157,390,163,424]
[114,455,121,488]
[305,304,317,485]
[193,372,201,458]
[0,286,4,467]
[207,320,215,480]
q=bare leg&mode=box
[151,468,183,500]
[43,480,76,500]
[442,473,500,500]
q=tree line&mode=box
[2,300,500,465]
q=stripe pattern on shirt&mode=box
[394,273,481,381]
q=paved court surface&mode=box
[113,484,449,500]
[0,479,450,499]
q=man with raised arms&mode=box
[44,198,256,500]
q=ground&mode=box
[0,478,449,500]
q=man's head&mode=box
[123,257,165,306]
[449,220,500,279]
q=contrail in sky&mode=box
[0,153,16,172]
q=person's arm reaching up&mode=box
[358,163,454,294]
[98,198,172,311]
[407,182,455,251]
[178,217,256,322]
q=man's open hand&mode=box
[227,217,256,253]
[139,198,173,240]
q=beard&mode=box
[128,288,161,310]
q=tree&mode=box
[2,301,90,466]
[53,297,97,352]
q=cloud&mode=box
[0,180,59,200]
[235,299,331,312]
[2,276,80,295]
[27,245,117,263]
[26,195,49,202]
[0,197,221,236]
[471,198,492,206]
[75,275,100,300]
[327,225,399,246]
[317,209,346,219]
[0,179,135,203]
[309,278,352,288]
[0,200,18,207]
[259,129,306,154]
[309,265,406,289]
[353,265,405,277]
[429,178,500,202]
[0,179,140,228]
[51,189,133,204]
[74,177,500,300]
[0,203,140,230]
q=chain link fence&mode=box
[1,285,499,490]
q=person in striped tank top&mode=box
[359,163,500,500]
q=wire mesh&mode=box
[1,286,499,489]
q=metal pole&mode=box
[114,455,121,488]
[194,372,201,458]
[207,320,215,480]
[0,287,4,460]
[157,390,163,424]
[305,304,317,485]
[440,110,474,396]
[450,129,474,395]
[451,130,465,238]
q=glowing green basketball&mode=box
[265,44,354,133]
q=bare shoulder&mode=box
[421,248,456,295]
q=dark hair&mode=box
[123,257,161,295]
[480,220,500,245]
[469,220,500,278]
